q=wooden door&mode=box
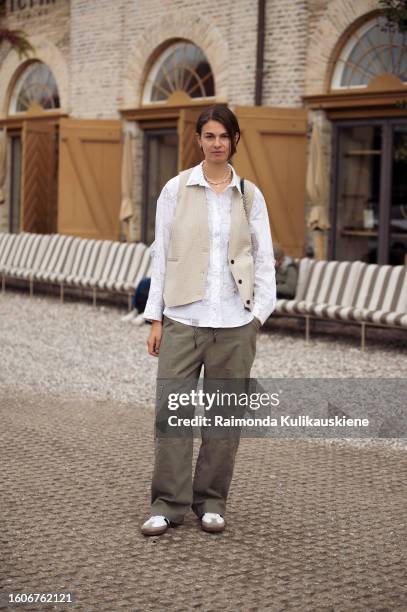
[233,106,308,258]
[21,120,57,233]
[178,108,203,170]
[58,119,122,239]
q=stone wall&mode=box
[262,0,308,107]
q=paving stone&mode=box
[1,391,406,611]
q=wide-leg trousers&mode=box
[150,314,259,525]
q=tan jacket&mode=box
[163,167,256,310]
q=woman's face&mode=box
[196,120,237,163]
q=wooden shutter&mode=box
[233,106,308,258]
[21,120,57,233]
[58,118,122,239]
[178,108,203,170]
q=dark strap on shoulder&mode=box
[240,177,244,194]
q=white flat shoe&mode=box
[121,310,138,322]
[132,313,147,326]
[141,515,169,536]
[201,512,225,533]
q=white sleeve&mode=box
[249,186,277,325]
[143,178,179,321]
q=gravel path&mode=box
[1,289,406,449]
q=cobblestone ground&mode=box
[1,290,407,611]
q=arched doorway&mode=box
[123,39,216,245]
[4,60,61,234]
[306,14,407,265]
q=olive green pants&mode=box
[150,315,259,524]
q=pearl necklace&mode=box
[202,162,232,185]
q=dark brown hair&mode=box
[196,104,241,158]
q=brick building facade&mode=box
[0,0,406,264]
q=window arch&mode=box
[142,41,215,104]
[331,16,407,89]
[9,61,60,114]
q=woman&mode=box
[141,104,276,536]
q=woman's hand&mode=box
[147,320,163,356]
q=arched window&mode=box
[9,61,60,114]
[331,16,407,89]
[143,41,215,104]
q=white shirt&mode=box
[143,161,276,327]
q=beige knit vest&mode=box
[163,167,256,311]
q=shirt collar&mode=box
[185,160,242,194]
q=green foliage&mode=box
[379,0,407,33]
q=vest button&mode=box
[230,259,235,264]
[238,279,242,284]
[246,299,251,304]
